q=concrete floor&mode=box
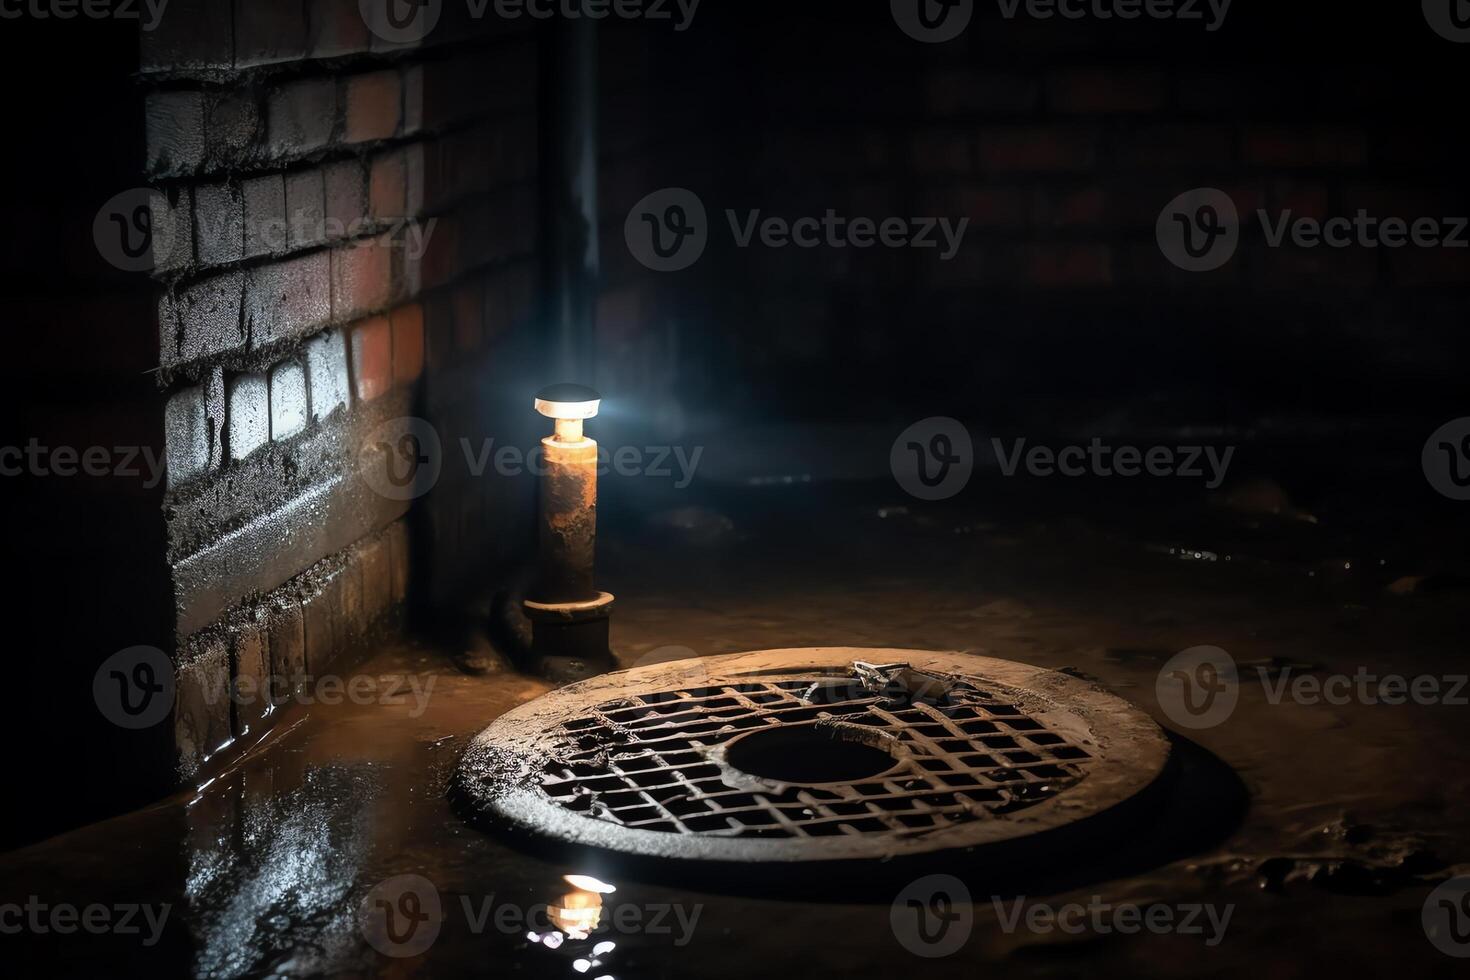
[4,457,1470,977]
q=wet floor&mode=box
[5,460,1470,977]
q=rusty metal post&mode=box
[524,384,614,677]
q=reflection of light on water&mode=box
[550,889,603,939]
[563,873,616,894]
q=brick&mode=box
[1116,125,1233,169]
[1266,179,1330,220]
[140,0,233,71]
[420,216,459,290]
[306,329,350,420]
[1046,70,1164,113]
[286,169,327,249]
[205,91,260,162]
[370,149,407,221]
[926,70,1038,116]
[1025,245,1113,286]
[160,272,246,367]
[270,360,309,441]
[229,614,271,739]
[330,561,365,655]
[1244,127,1368,168]
[452,281,483,351]
[164,384,210,489]
[391,303,425,384]
[149,187,194,276]
[194,181,245,267]
[324,159,368,233]
[175,638,232,778]
[1391,249,1470,286]
[227,373,270,461]
[331,237,393,321]
[300,583,337,673]
[246,252,333,347]
[951,185,1028,228]
[404,142,426,216]
[402,65,424,134]
[358,534,392,622]
[1035,187,1107,227]
[910,130,971,174]
[308,0,372,57]
[243,175,288,258]
[424,292,454,374]
[146,91,206,176]
[235,0,308,66]
[350,316,393,401]
[266,598,306,705]
[386,520,410,604]
[978,126,1099,173]
[267,78,336,158]
[345,70,402,144]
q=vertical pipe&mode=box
[541,15,600,385]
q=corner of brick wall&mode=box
[140,0,542,782]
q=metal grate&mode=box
[455,649,1170,863]
[536,677,1096,839]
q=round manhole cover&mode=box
[454,649,1171,863]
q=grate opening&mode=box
[724,726,900,784]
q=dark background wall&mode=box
[597,2,1470,437]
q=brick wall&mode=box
[143,0,542,778]
[597,3,1470,430]
[3,1,543,845]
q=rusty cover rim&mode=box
[454,648,1171,863]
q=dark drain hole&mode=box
[725,726,898,783]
